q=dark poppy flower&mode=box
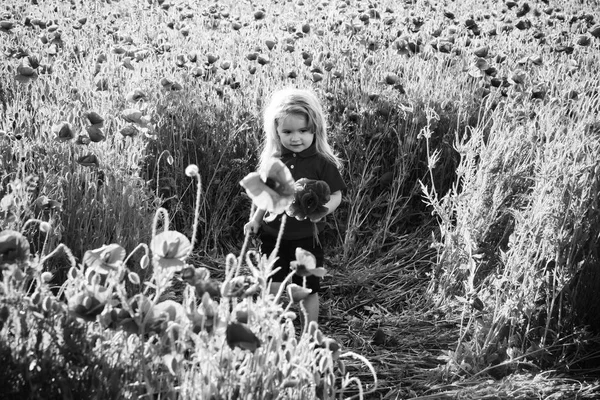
[290,248,326,278]
[240,158,294,214]
[77,154,99,167]
[53,121,75,142]
[106,307,138,334]
[286,179,330,222]
[226,322,261,352]
[321,337,341,360]
[86,125,105,142]
[0,230,30,266]
[126,88,147,102]
[16,57,36,77]
[67,285,111,321]
[120,124,138,137]
[85,111,104,126]
[150,230,192,269]
[0,20,15,31]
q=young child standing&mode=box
[244,88,346,327]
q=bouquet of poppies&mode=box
[286,178,331,222]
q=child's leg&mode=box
[302,293,319,326]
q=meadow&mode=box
[1,0,600,398]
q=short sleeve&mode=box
[319,158,346,194]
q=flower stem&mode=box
[270,214,287,263]
[186,173,203,260]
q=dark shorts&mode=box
[259,233,323,294]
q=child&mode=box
[244,88,346,327]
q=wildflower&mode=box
[320,337,341,360]
[121,108,143,124]
[221,275,260,298]
[126,88,147,102]
[226,322,261,352]
[0,230,30,266]
[185,164,199,177]
[77,154,99,167]
[67,285,111,321]
[83,243,126,274]
[286,178,330,222]
[52,121,75,142]
[233,300,255,324]
[290,248,327,277]
[41,271,53,283]
[150,230,192,268]
[287,283,312,303]
[85,111,104,126]
[120,124,138,137]
[86,125,105,142]
[145,300,185,332]
[181,265,222,298]
[239,158,295,214]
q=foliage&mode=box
[0,166,375,399]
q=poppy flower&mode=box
[77,154,99,167]
[150,230,192,269]
[16,58,36,77]
[120,125,138,137]
[286,179,330,222]
[265,39,276,50]
[0,230,30,266]
[0,20,15,31]
[226,322,261,352]
[290,247,327,278]
[144,300,185,332]
[53,121,74,142]
[83,243,126,274]
[67,285,111,321]
[126,89,147,103]
[473,45,489,58]
[221,275,260,298]
[106,307,138,334]
[86,125,105,142]
[239,158,294,214]
[257,55,270,65]
[320,337,341,360]
[85,111,104,126]
[181,266,221,299]
[121,108,143,124]
[287,283,312,303]
[385,73,399,85]
[33,195,61,214]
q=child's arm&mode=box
[244,208,266,235]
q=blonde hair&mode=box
[258,88,342,171]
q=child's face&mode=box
[276,113,314,153]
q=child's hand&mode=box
[244,220,261,236]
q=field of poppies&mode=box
[2,0,600,398]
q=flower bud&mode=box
[185,164,199,177]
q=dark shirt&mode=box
[261,142,346,240]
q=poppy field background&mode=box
[2,0,600,398]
